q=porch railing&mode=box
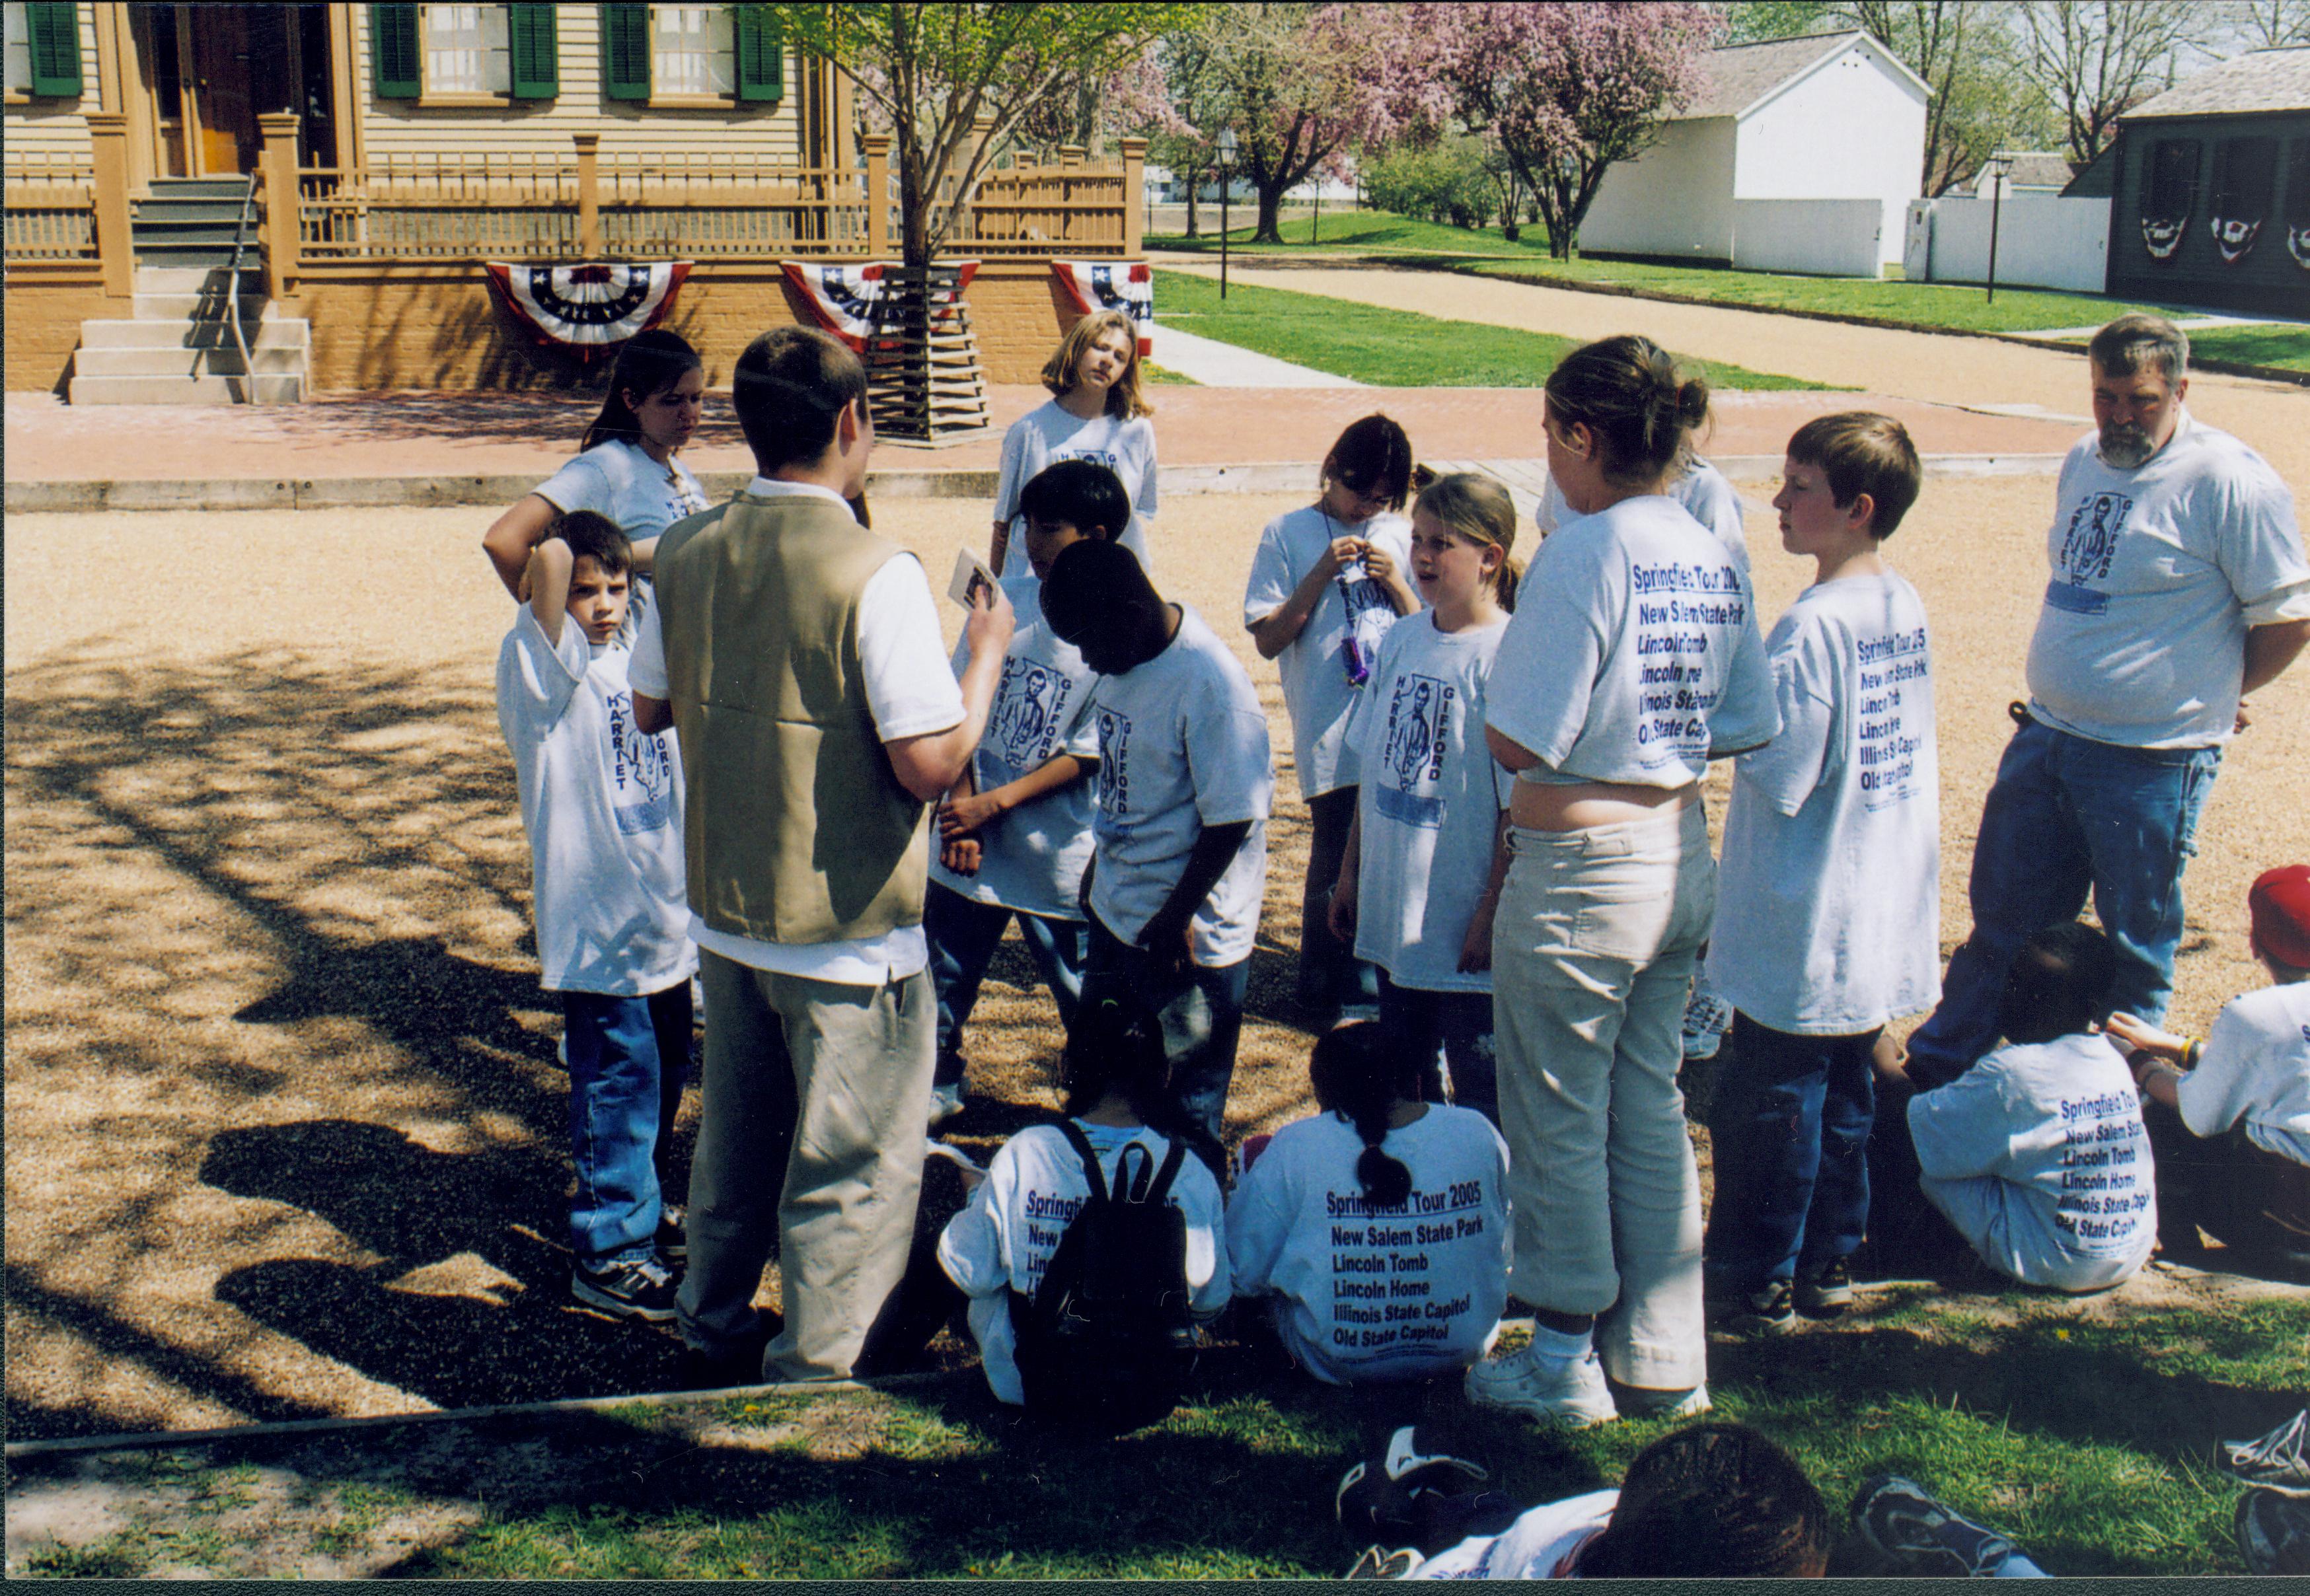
[4,152,98,262]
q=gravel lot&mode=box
[8,457,2307,1437]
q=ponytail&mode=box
[1060,994,1226,1179]
[1543,334,1710,490]
[1309,1023,1419,1209]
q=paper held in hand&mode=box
[948,546,998,608]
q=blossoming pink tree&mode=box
[1412,2,1721,260]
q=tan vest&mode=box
[653,490,930,946]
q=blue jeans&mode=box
[1302,786,1380,1020]
[1377,974,1498,1125]
[1703,1015,1879,1295]
[923,881,1088,1090]
[562,981,692,1267]
[1084,910,1248,1143]
[1907,717,2219,1085]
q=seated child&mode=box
[1042,537,1274,1143]
[1331,473,1519,1123]
[1402,1422,1832,1578]
[924,459,1124,1123]
[935,997,1229,1405]
[1880,922,2156,1293]
[494,509,694,1321]
[1703,413,1937,1333]
[1229,1023,1510,1386]
[2107,863,2310,1281]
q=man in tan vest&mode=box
[630,326,1013,1382]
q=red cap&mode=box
[2249,865,2310,968]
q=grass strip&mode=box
[1152,209,1563,260]
[1152,267,1830,391]
[2182,324,2310,374]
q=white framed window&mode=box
[5,4,34,96]
[652,5,733,98]
[422,3,509,96]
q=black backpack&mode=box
[1008,1120,1198,1433]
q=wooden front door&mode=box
[185,5,255,174]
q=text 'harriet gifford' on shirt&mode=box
[1085,604,1274,968]
[1487,495,1779,788]
[936,1119,1228,1405]
[2027,410,2309,750]
[496,608,696,997]
[927,576,1103,924]
[1243,505,1416,802]
[1708,571,1941,1036]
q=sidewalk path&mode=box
[1148,320,1362,387]
[1153,260,2310,483]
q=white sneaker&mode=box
[927,1083,965,1126]
[1464,1344,1619,1428]
[1618,1383,1711,1420]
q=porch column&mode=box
[1121,136,1146,256]
[258,112,300,302]
[864,133,890,257]
[88,110,135,299]
[573,132,601,257]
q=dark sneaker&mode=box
[2237,1487,2310,1575]
[1716,1278,1797,1336]
[1797,1256,1855,1315]
[2225,1409,2310,1497]
[572,1254,680,1323]
[1850,1474,2016,1577]
[655,1204,687,1266]
[1345,1545,1423,1579]
[1337,1424,1491,1545]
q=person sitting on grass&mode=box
[494,509,695,1322]
[923,459,1124,1124]
[1702,413,1939,1337]
[934,996,1228,1407]
[1871,921,2157,1293]
[2107,863,2310,1284]
[1228,1022,1511,1389]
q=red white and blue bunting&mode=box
[2210,213,2262,265]
[780,260,982,351]
[1050,260,1153,354]
[484,260,693,351]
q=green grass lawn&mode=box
[378,1296,2302,1578]
[2183,323,2310,374]
[1152,267,1829,391]
[1151,209,1562,259]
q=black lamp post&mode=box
[1218,127,1237,299]
[1983,153,2013,305]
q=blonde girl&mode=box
[988,308,1158,577]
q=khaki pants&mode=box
[676,949,937,1382]
[1492,805,1715,1391]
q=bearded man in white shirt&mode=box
[1904,315,2310,1088]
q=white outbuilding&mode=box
[1577,31,1930,276]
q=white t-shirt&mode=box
[626,478,965,986]
[990,400,1158,577]
[533,437,711,544]
[1228,1105,1511,1386]
[1488,496,1779,788]
[1243,505,1417,800]
[496,610,696,997]
[1086,604,1274,967]
[1346,615,1514,994]
[928,577,1102,922]
[1532,454,1749,581]
[1707,571,1941,1034]
[1908,1032,2157,1291]
[2177,982,2310,1165]
[2026,410,2310,750]
[936,1118,1229,1406]
[1413,1490,1620,1580]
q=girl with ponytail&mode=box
[1226,1022,1510,1387]
[1466,335,1778,1428]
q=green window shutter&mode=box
[734,5,782,104]
[599,3,649,100]
[509,3,558,99]
[25,3,83,98]
[369,3,420,98]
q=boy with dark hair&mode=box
[1876,921,2157,1293]
[924,459,1129,1122]
[2108,863,2310,1282]
[1042,537,1273,1143]
[1704,412,1939,1333]
[496,508,694,1321]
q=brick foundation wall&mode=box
[5,270,112,394]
